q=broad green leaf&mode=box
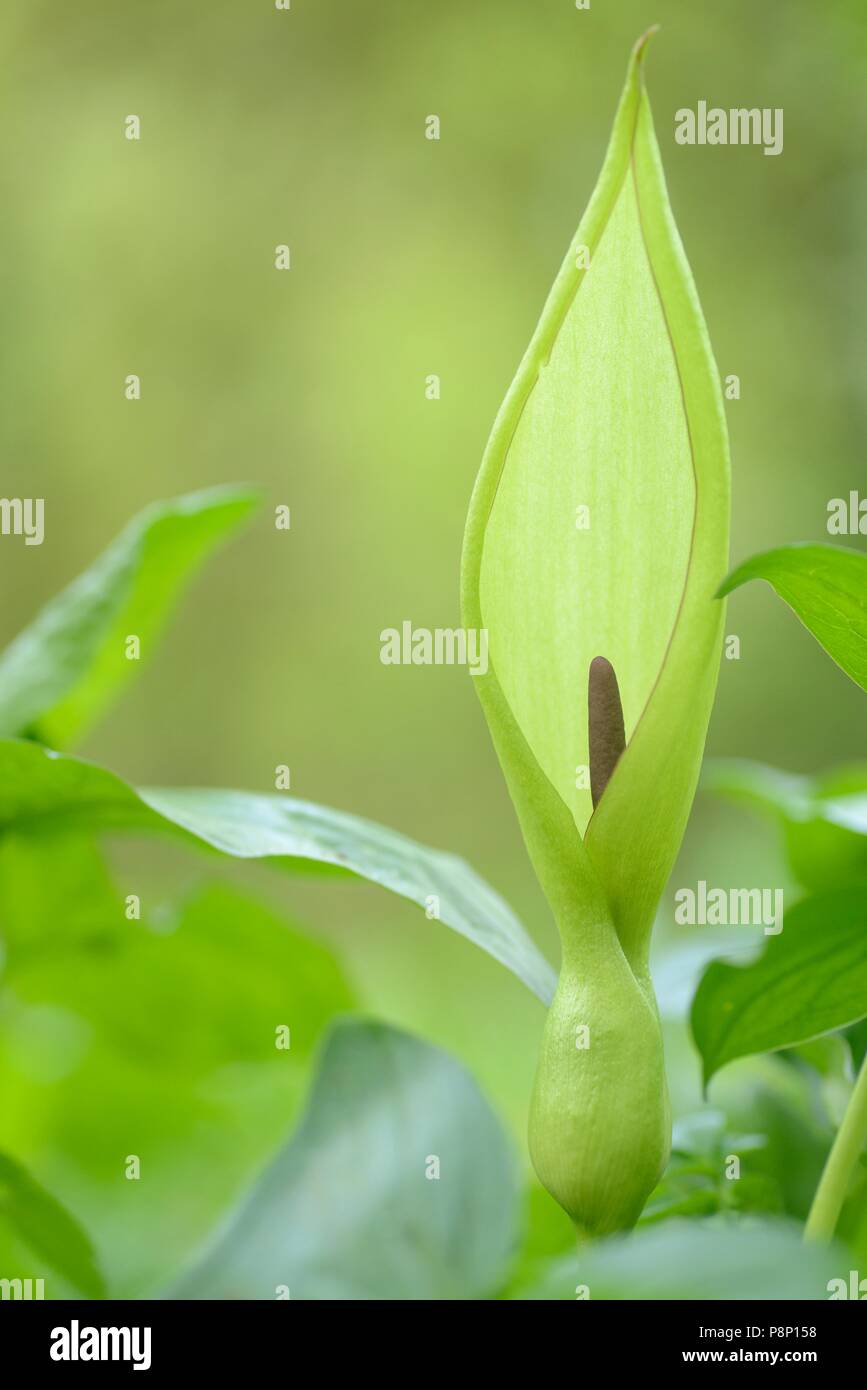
[703,758,867,891]
[511,1219,845,1301]
[0,1151,105,1298]
[0,739,556,1004]
[717,544,867,692]
[0,485,258,747]
[170,1019,521,1300]
[691,890,867,1087]
[461,29,729,969]
[0,845,354,1295]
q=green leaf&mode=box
[511,1219,846,1300]
[461,29,729,970]
[170,1019,521,1300]
[691,890,867,1086]
[0,1151,105,1298]
[703,758,867,892]
[0,486,259,747]
[0,844,354,1295]
[717,544,867,692]
[0,739,556,1004]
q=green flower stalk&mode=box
[461,31,730,1235]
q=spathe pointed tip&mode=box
[634,24,661,58]
[630,25,660,78]
[624,27,660,98]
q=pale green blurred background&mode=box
[0,0,865,1273]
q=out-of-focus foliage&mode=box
[641,1110,782,1223]
[512,1219,847,1301]
[705,758,867,892]
[173,1018,521,1301]
[0,835,354,1295]
[0,1150,105,1298]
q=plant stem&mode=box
[805,1049,867,1242]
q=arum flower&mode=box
[461,31,730,1234]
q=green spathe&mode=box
[461,32,730,1232]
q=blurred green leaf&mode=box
[691,890,867,1087]
[512,1219,846,1300]
[703,758,867,892]
[711,1059,835,1222]
[497,1177,579,1299]
[0,832,119,972]
[844,1018,867,1072]
[171,1018,521,1300]
[652,930,761,1020]
[717,544,867,691]
[639,1188,721,1225]
[786,765,867,891]
[670,1109,767,1161]
[639,1109,782,1226]
[787,1034,852,1085]
[0,739,556,1003]
[702,756,814,820]
[0,486,259,747]
[0,854,354,1295]
[0,1151,105,1298]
